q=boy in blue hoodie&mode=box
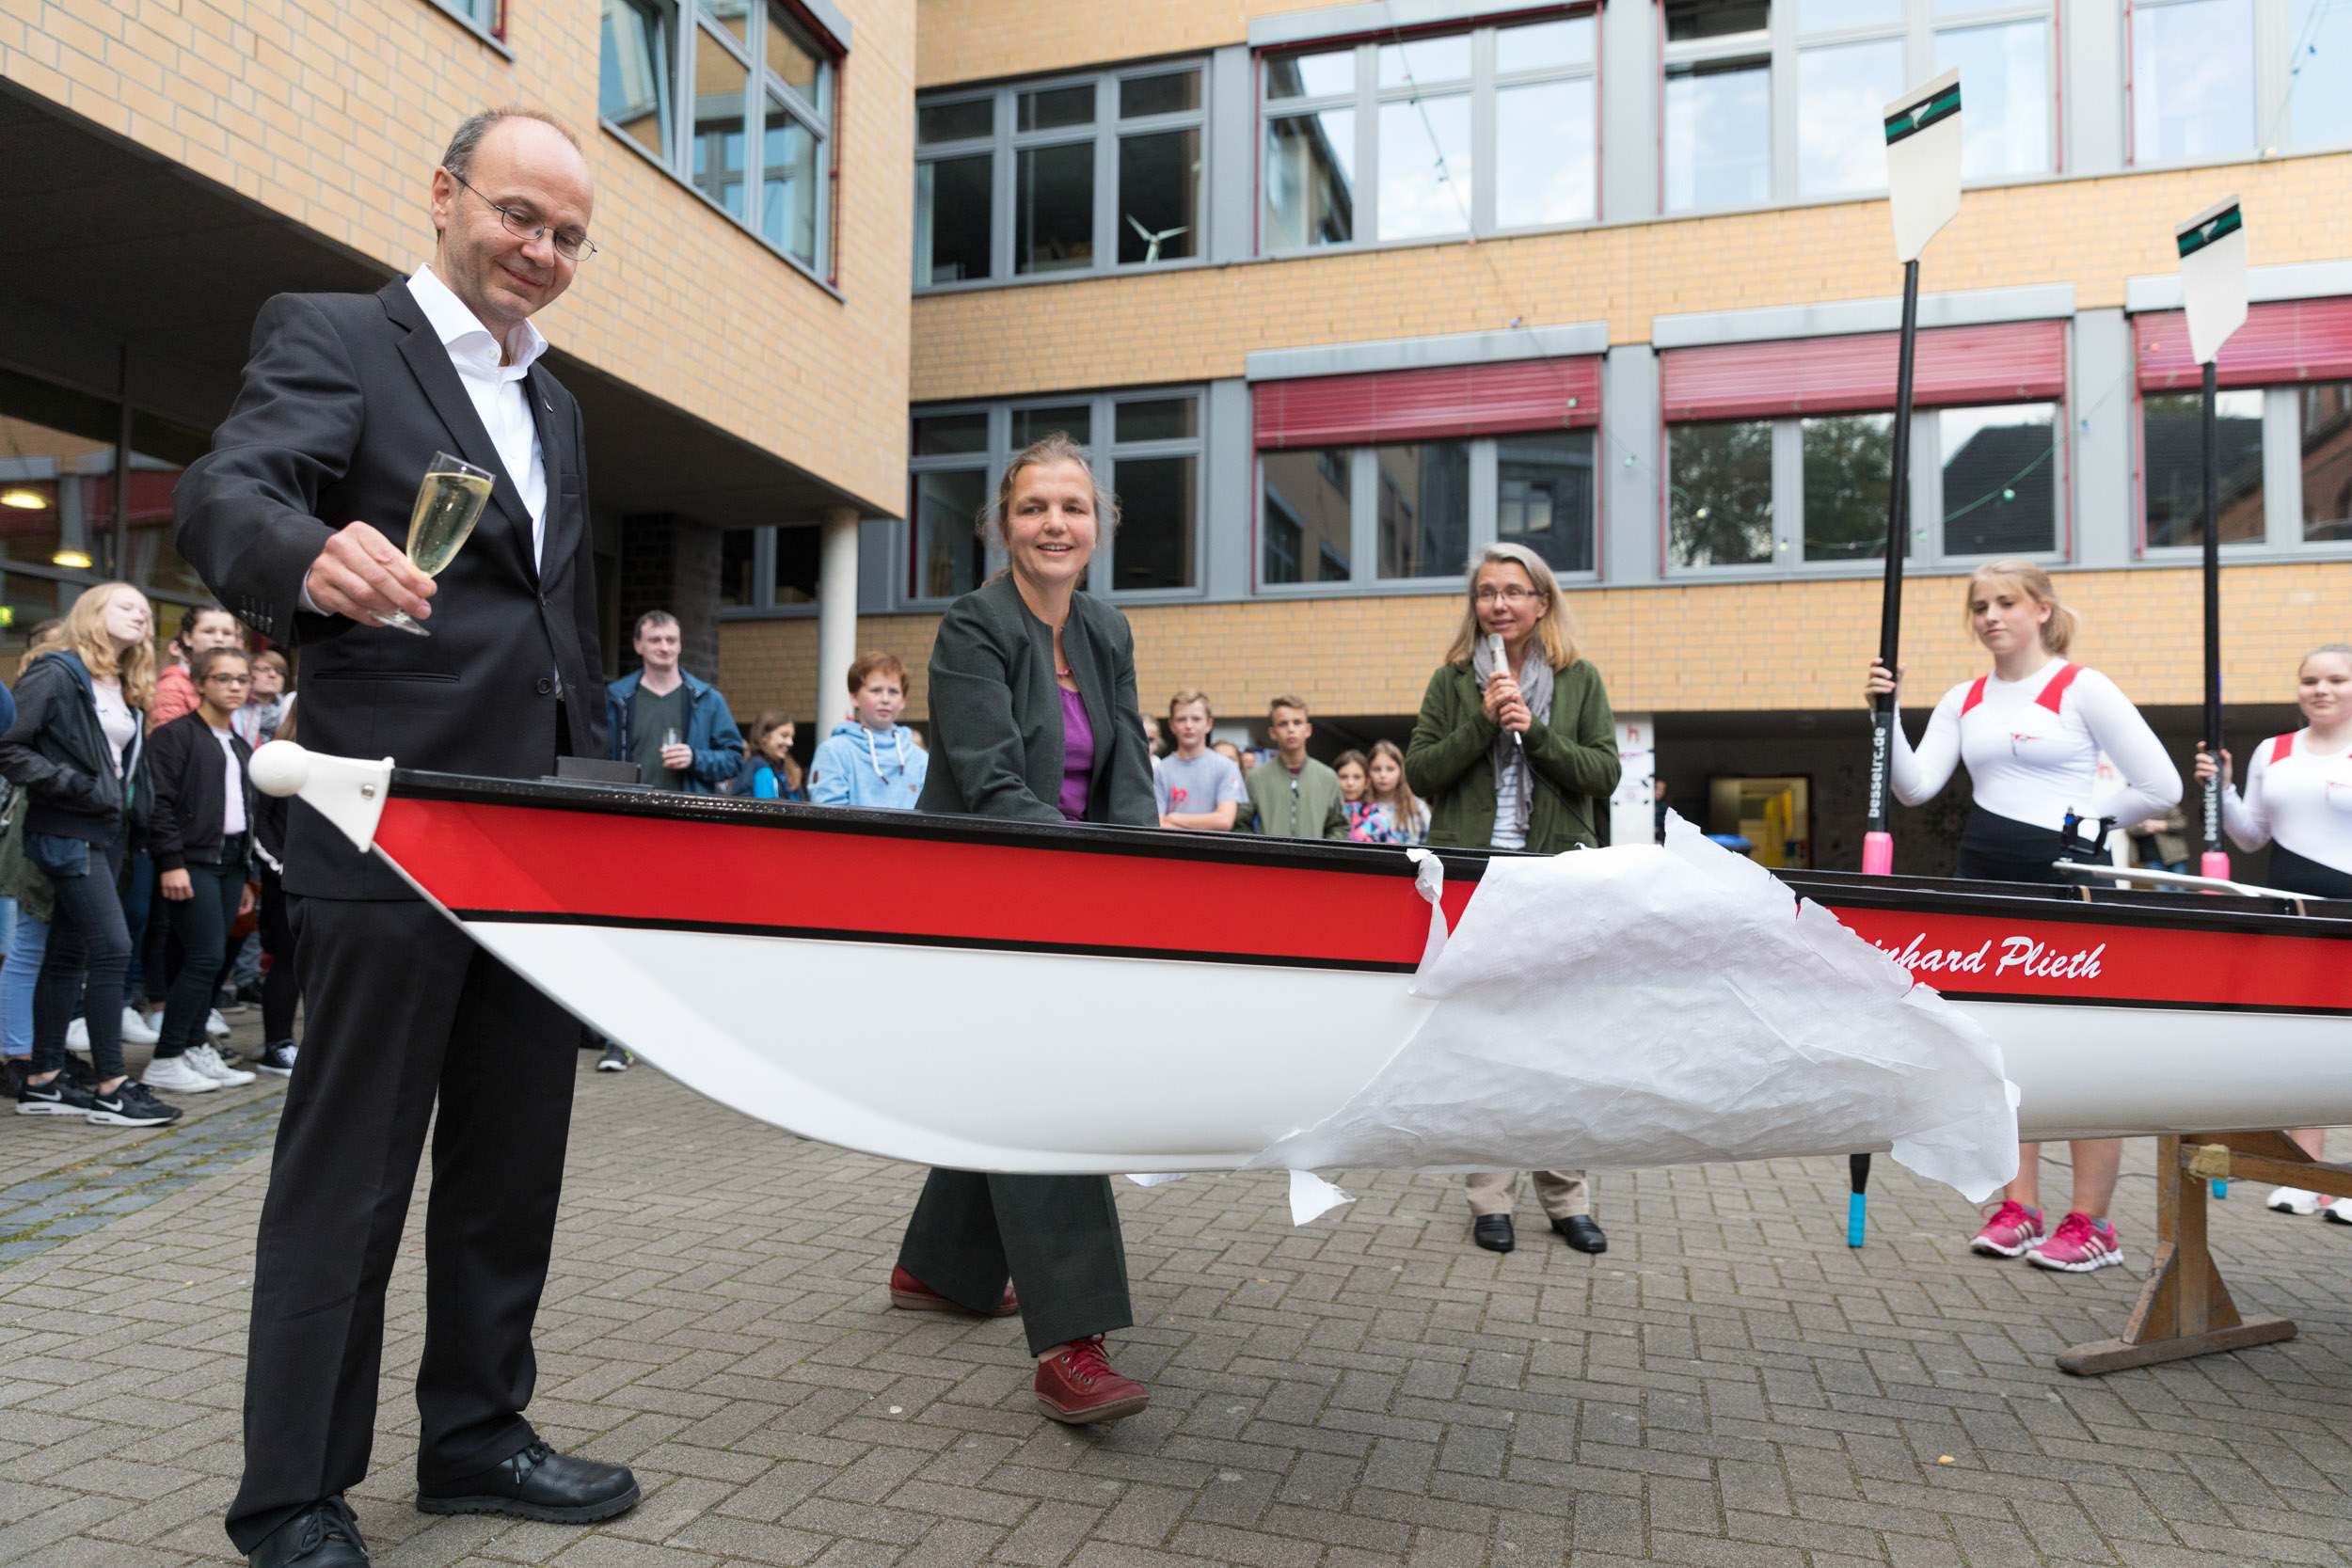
[808,652,928,809]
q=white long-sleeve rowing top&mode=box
[2220,730,2352,872]
[1890,658,2182,833]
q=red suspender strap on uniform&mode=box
[2033,663,2084,714]
[1959,676,1989,716]
[2271,734,2298,765]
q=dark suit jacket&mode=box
[914,574,1155,829]
[176,277,606,898]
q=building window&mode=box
[428,0,507,40]
[1668,401,2063,572]
[598,0,834,274]
[2288,0,2352,147]
[2130,0,2255,162]
[2140,389,2265,546]
[1262,12,1597,253]
[1663,0,2054,213]
[902,393,1205,602]
[1260,434,1597,590]
[2302,382,2352,541]
[915,66,1206,289]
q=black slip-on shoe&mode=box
[416,1440,639,1523]
[1472,1214,1515,1253]
[1552,1215,1608,1254]
[249,1497,368,1567]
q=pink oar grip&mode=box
[1862,832,1894,876]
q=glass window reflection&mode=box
[2132,0,2254,162]
[1496,432,1596,575]
[1118,128,1199,263]
[599,0,675,159]
[1665,59,1770,210]
[2143,388,2264,546]
[1015,141,1094,273]
[2288,0,2352,148]
[914,468,988,600]
[1796,38,1903,195]
[1263,449,1353,584]
[1941,403,2057,556]
[691,26,749,217]
[1267,47,1356,100]
[1264,109,1355,247]
[1377,94,1472,240]
[760,94,818,264]
[2302,383,2352,541]
[1801,413,1895,560]
[1375,442,1470,578]
[1377,34,1472,87]
[917,153,992,283]
[1935,20,2049,177]
[1670,420,1775,566]
[1111,454,1197,590]
[1496,77,1596,227]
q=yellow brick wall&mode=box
[914,0,1299,88]
[5,0,915,515]
[719,561,2352,722]
[910,151,2352,403]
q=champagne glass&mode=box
[378,451,494,637]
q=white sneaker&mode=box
[119,1006,161,1046]
[186,1042,256,1087]
[205,1008,231,1038]
[142,1054,219,1094]
[2268,1186,2324,1215]
[2325,1197,2352,1226]
[65,1017,88,1053]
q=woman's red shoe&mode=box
[1034,1335,1150,1424]
[889,1263,1018,1317]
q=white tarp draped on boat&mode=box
[1247,819,2021,1203]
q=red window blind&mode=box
[1253,356,1601,450]
[1661,319,2066,421]
[2133,297,2352,391]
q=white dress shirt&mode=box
[406,263,548,569]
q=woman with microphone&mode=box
[1864,561,2181,1274]
[1406,541,1620,1255]
[2195,642,2352,1219]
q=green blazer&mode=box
[915,573,1157,828]
[1405,657,1622,853]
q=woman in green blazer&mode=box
[1405,540,1622,1258]
[893,433,1156,1426]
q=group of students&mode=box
[1870,562,2352,1268]
[1,589,297,1129]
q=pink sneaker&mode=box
[2026,1212,2125,1272]
[1969,1200,2044,1257]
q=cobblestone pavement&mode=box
[7,1036,2352,1568]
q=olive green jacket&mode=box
[1405,657,1621,853]
[1243,755,1349,840]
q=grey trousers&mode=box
[898,1169,1133,1356]
[1465,1169,1591,1219]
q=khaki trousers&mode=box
[1464,1169,1590,1219]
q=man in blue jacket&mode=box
[605,611,744,793]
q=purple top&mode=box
[1057,685,1094,821]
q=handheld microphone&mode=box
[1486,633,1525,752]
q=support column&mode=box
[815,504,860,729]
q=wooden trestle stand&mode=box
[2058,1132,2345,1374]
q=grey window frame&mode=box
[1254,435,1601,596]
[421,0,514,54]
[1661,0,2058,214]
[1662,395,2070,579]
[914,63,1212,293]
[2133,376,2352,560]
[1257,10,1601,255]
[598,0,837,283]
[896,390,1211,607]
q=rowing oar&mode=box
[1852,71,1963,1247]
[2175,197,2249,885]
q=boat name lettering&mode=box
[1872,932,2105,981]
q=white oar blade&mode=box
[1883,69,1962,263]
[2177,196,2248,365]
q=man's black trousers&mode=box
[226,895,578,1554]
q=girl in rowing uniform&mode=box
[2194,643,2352,1221]
[1865,560,2182,1275]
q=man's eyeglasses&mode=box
[1474,587,1545,606]
[451,172,598,261]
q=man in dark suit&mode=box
[176,109,634,1568]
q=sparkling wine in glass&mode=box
[379,451,494,637]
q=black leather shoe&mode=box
[1552,1214,1608,1254]
[416,1440,640,1523]
[1472,1214,1515,1252]
[249,1498,367,1567]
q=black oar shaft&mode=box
[2201,359,2223,858]
[1865,261,1922,863]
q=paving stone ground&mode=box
[6,1026,2352,1568]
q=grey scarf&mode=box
[1470,640,1554,837]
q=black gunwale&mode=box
[390,769,2352,943]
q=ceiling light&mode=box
[51,549,91,569]
[0,488,46,510]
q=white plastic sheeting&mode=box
[1248,818,2021,1204]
